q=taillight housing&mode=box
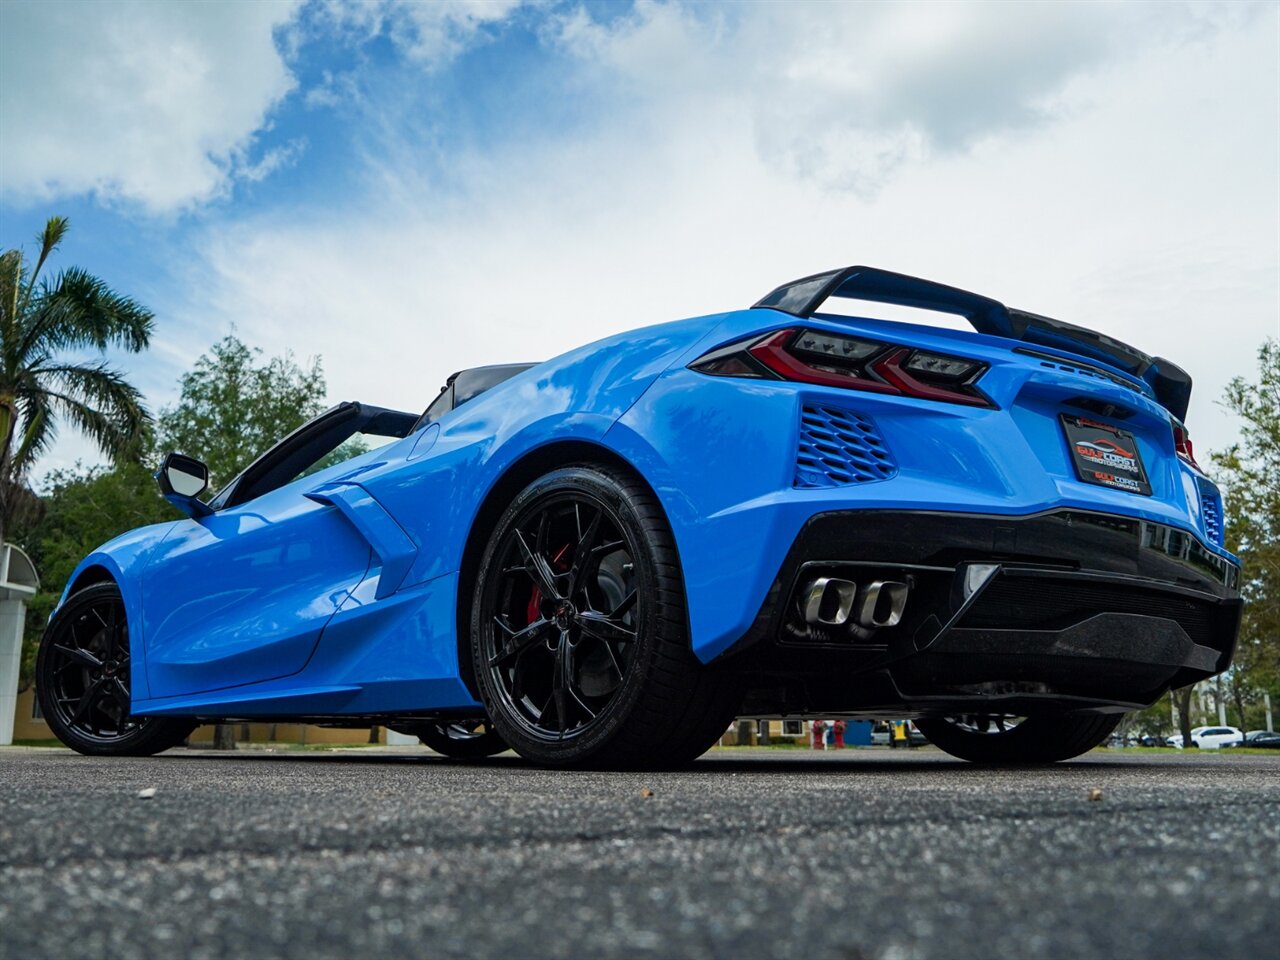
[1173,422,1200,469]
[689,327,993,407]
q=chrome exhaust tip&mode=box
[802,577,857,626]
[855,580,909,628]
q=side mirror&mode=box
[156,453,213,518]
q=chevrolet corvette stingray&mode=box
[37,266,1241,766]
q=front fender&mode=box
[58,521,179,701]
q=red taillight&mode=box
[868,348,991,408]
[690,327,992,407]
[748,330,898,394]
[1173,423,1200,469]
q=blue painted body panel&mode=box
[57,302,1237,719]
[140,481,373,698]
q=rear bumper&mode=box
[733,509,1241,717]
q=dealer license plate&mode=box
[1060,414,1151,496]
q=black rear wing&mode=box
[754,266,1192,420]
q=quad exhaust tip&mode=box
[802,577,909,629]
[803,577,857,626]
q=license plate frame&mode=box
[1060,414,1152,497]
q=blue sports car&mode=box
[37,267,1241,766]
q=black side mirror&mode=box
[156,453,212,518]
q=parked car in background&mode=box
[1169,726,1243,749]
[1226,730,1280,749]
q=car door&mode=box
[140,403,418,699]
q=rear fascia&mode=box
[733,509,1239,715]
[607,308,1237,664]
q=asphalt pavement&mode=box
[1,746,1276,960]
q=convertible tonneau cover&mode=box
[754,266,1192,420]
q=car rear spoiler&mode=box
[753,266,1192,420]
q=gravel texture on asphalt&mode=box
[1,747,1276,960]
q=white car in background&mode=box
[1168,726,1243,749]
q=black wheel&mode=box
[402,720,507,759]
[470,464,740,769]
[916,712,1122,764]
[36,582,195,757]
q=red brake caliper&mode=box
[526,543,573,624]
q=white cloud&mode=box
[0,0,301,213]
[26,1,1278,480]
[175,0,1277,466]
[549,0,1267,192]
[295,0,528,71]
[239,138,308,183]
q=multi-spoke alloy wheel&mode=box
[37,583,194,756]
[471,465,741,769]
[916,712,1122,764]
[484,489,636,740]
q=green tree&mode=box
[157,334,330,488]
[0,216,153,543]
[1210,339,1280,718]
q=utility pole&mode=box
[1266,692,1274,733]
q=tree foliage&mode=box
[0,216,153,541]
[1210,338,1280,698]
[157,334,331,489]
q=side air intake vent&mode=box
[795,405,896,488]
[1196,477,1224,547]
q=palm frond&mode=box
[9,390,56,476]
[40,361,152,464]
[44,393,125,460]
[22,267,154,356]
[20,216,68,316]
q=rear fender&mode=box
[604,373,805,663]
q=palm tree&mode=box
[0,216,153,543]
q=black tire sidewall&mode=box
[37,582,191,757]
[916,713,1121,764]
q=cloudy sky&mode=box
[1,0,1277,480]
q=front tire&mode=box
[916,712,1122,764]
[470,464,739,769]
[36,582,195,757]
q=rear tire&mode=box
[36,582,195,757]
[470,464,740,769]
[916,713,1121,764]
